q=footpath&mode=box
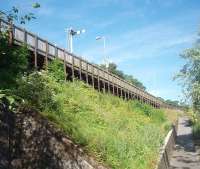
[170,117,200,169]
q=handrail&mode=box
[0,18,179,109]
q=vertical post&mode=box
[64,50,67,81]
[103,80,106,93]
[79,59,82,80]
[8,20,13,46]
[86,63,89,84]
[107,74,110,93]
[0,19,2,33]
[117,86,119,97]
[45,41,48,69]
[127,91,130,100]
[72,56,75,81]
[120,88,123,98]
[23,29,27,43]
[108,82,110,93]
[124,90,127,100]
[55,46,58,58]
[112,84,115,95]
[97,69,100,92]
[92,66,94,89]
[34,36,38,69]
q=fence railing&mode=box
[0,18,175,109]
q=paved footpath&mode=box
[170,117,200,169]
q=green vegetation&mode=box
[0,32,29,89]
[0,6,177,169]
[6,59,171,169]
[100,63,146,90]
[0,42,173,168]
[176,28,200,137]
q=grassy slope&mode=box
[39,80,174,169]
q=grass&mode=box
[18,72,174,169]
[0,38,180,169]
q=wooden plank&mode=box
[79,59,82,80]
[92,66,94,88]
[64,50,67,81]
[72,56,75,81]
[45,41,49,69]
[34,35,38,68]
[86,63,89,84]
[97,69,100,92]
[117,86,119,96]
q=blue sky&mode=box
[1,0,200,101]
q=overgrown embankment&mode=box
[0,31,178,168]
[0,64,178,169]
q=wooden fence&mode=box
[0,18,175,109]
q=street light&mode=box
[96,36,109,70]
[66,27,85,53]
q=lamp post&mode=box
[96,36,109,70]
[66,27,85,53]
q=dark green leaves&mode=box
[32,3,41,8]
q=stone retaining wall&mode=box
[0,100,108,169]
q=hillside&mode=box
[0,32,179,168]
[0,58,179,169]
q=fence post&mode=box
[64,50,67,82]
[72,56,75,81]
[8,20,13,46]
[45,41,49,69]
[34,36,38,69]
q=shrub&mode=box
[0,34,29,89]
[47,58,66,82]
[15,71,62,113]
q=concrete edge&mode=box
[155,123,177,169]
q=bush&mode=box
[0,34,29,89]
[15,71,62,113]
[47,58,66,82]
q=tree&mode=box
[0,3,40,89]
[0,4,40,24]
[175,31,200,113]
[100,62,146,90]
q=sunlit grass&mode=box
[38,80,173,169]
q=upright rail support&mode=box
[45,41,48,69]
[8,20,13,46]
[64,50,67,81]
[86,63,89,84]
[34,36,38,69]
[79,60,82,80]
[72,57,75,81]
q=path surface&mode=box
[170,117,200,169]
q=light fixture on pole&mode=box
[96,36,109,70]
[65,27,85,53]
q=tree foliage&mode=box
[0,4,40,24]
[0,33,29,89]
[176,32,200,113]
[47,58,65,82]
[100,62,146,90]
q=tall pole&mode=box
[67,28,73,53]
[96,36,109,71]
[66,27,85,53]
[70,30,73,52]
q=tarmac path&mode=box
[170,117,200,169]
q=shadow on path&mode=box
[170,117,200,169]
